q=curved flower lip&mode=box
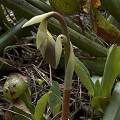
[22,12,54,28]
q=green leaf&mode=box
[48,81,61,116]
[92,8,120,45]
[55,35,63,67]
[34,91,52,120]
[49,0,79,14]
[22,12,54,28]
[64,42,75,90]
[94,80,101,97]
[75,57,94,96]
[21,88,35,114]
[91,97,109,113]
[101,0,120,24]
[103,82,120,120]
[35,79,44,86]
[101,45,120,98]
[53,102,61,117]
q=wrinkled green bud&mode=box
[3,75,27,100]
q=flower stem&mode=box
[51,12,72,120]
[62,90,71,120]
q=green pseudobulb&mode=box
[49,0,79,14]
[3,75,27,100]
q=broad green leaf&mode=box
[91,97,109,113]
[75,57,94,96]
[49,0,79,14]
[48,81,61,116]
[22,12,54,28]
[34,91,52,120]
[103,82,120,120]
[101,45,120,98]
[55,35,63,67]
[64,42,75,90]
[92,8,120,45]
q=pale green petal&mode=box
[22,12,54,28]
[36,19,48,49]
[45,40,56,68]
[47,31,55,46]
[39,38,47,57]
[55,35,63,67]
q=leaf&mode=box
[101,0,120,24]
[48,81,62,116]
[34,91,52,120]
[75,57,94,96]
[21,89,35,114]
[103,82,120,120]
[101,45,120,98]
[55,35,63,67]
[22,12,54,28]
[94,80,101,97]
[64,42,75,90]
[49,0,79,14]
[91,97,109,113]
[53,102,61,116]
[91,0,101,8]
[92,8,120,45]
